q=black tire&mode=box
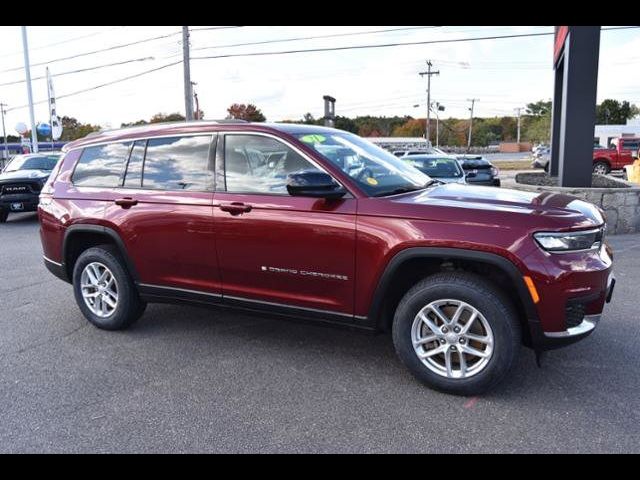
[392,272,521,396]
[593,161,610,175]
[0,210,8,223]
[72,245,146,330]
[543,162,549,173]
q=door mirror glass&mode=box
[286,170,346,199]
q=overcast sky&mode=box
[0,25,638,133]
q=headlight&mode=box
[534,227,604,252]
[491,167,499,177]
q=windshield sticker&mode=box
[366,177,379,186]
[300,134,326,144]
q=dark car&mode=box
[0,153,61,222]
[403,154,467,184]
[38,121,614,395]
[456,155,501,187]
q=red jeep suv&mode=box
[38,121,615,395]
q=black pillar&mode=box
[549,62,563,177]
[557,26,600,187]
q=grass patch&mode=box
[493,160,535,170]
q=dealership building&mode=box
[594,118,640,148]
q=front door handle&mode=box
[219,202,252,216]
[114,197,138,209]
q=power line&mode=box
[0,30,181,74]
[191,26,442,52]
[190,26,244,32]
[0,57,155,87]
[6,61,181,112]
[190,26,640,61]
[0,26,126,59]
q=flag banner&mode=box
[46,67,62,140]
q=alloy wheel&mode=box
[411,299,494,379]
[80,262,119,318]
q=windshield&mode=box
[5,155,59,172]
[406,157,463,178]
[295,132,431,196]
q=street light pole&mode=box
[0,103,8,162]
[515,107,522,144]
[434,102,441,147]
[467,98,479,151]
[21,26,38,153]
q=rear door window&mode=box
[72,142,131,187]
[142,136,213,191]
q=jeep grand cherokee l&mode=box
[38,121,615,395]
[0,153,60,222]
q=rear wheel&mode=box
[72,245,146,330]
[593,161,610,175]
[392,272,521,396]
[0,210,8,223]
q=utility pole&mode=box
[514,107,522,144]
[467,98,479,151]
[21,26,38,153]
[182,26,194,121]
[419,60,439,146]
[0,103,8,162]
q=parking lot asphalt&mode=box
[1,212,639,453]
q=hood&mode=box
[436,177,466,184]
[385,183,604,231]
[0,169,51,182]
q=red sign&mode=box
[554,26,569,65]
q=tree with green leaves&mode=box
[121,112,185,128]
[596,99,639,125]
[59,116,100,141]
[525,100,552,117]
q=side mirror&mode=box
[286,170,346,199]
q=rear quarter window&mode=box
[72,142,131,187]
[142,136,212,191]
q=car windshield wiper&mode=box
[374,181,440,197]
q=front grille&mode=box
[565,302,586,329]
[0,183,37,195]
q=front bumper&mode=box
[467,178,501,187]
[43,255,69,283]
[0,193,40,212]
[530,273,615,350]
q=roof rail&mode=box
[93,119,249,136]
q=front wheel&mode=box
[72,245,146,330]
[0,210,8,223]
[593,161,610,175]
[392,272,521,396]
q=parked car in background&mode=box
[0,153,61,223]
[393,147,451,158]
[403,154,467,184]
[532,140,636,174]
[532,148,551,170]
[456,155,501,187]
[39,121,614,395]
[532,144,549,155]
[393,149,431,157]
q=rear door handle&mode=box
[219,202,252,216]
[114,197,138,209]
